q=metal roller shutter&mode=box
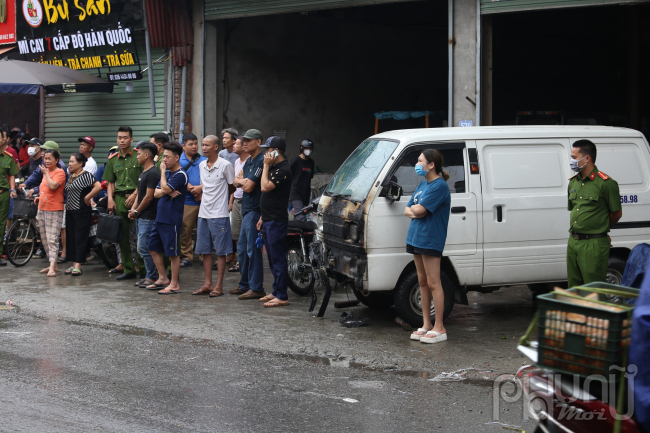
[44,38,166,165]
[205,0,420,20]
[481,0,649,14]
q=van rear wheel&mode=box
[351,287,394,309]
[394,269,455,328]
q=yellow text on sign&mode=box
[43,0,111,24]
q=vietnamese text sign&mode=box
[16,0,144,43]
[37,49,137,69]
[17,25,133,54]
[0,0,17,44]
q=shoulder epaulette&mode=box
[108,152,118,160]
[4,150,12,157]
[597,172,610,180]
[568,173,578,180]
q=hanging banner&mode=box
[0,0,17,44]
[15,0,144,43]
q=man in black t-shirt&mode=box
[128,142,161,288]
[257,137,292,307]
[289,139,315,221]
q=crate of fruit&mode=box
[536,282,637,380]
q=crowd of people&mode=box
[0,125,317,308]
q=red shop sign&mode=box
[0,0,17,45]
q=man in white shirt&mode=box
[77,136,98,175]
[227,136,248,266]
[191,135,235,297]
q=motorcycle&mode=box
[516,284,642,433]
[286,199,319,296]
[89,207,120,270]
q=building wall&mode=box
[209,11,448,172]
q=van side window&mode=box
[393,147,466,195]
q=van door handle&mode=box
[496,205,503,222]
[451,206,466,214]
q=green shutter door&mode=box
[44,40,166,165]
[481,0,650,14]
[205,0,417,20]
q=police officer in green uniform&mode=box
[0,127,18,266]
[103,126,143,280]
[567,139,622,287]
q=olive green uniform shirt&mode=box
[102,148,142,193]
[567,166,621,234]
[0,150,19,190]
[155,154,164,170]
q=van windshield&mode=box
[326,139,399,202]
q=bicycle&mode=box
[5,196,41,267]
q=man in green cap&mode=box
[567,139,622,287]
[230,129,267,299]
[103,126,143,280]
[0,127,18,266]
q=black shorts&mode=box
[406,244,442,257]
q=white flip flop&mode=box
[420,330,447,344]
[410,328,430,341]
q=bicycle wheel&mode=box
[6,219,37,267]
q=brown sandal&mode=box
[209,290,224,297]
[259,294,276,302]
[191,287,212,296]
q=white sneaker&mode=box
[420,331,447,344]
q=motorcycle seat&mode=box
[288,220,318,231]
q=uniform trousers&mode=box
[65,210,91,264]
[37,209,63,263]
[115,194,144,275]
[566,236,610,288]
[0,191,9,253]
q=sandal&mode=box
[209,290,224,297]
[263,298,289,308]
[108,267,123,274]
[259,294,276,302]
[228,263,240,273]
[158,289,181,295]
[64,266,75,275]
[47,270,57,277]
[191,287,212,296]
[410,328,431,341]
[420,331,447,344]
[57,256,67,264]
[71,268,82,276]
[180,259,192,268]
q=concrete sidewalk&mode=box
[0,255,534,375]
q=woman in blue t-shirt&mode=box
[404,149,451,344]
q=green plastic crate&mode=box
[536,282,637,380]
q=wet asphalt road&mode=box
[0,256,539,431]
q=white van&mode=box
[315,126,650,326]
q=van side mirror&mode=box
[383,181,403,205]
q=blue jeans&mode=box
[137,218,157,281]
[238,211,263,293]
[262,220,289,300]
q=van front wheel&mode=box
[394,269,455,328]
[351,287,394,309]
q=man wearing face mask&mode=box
[22,137,44,178]
[289,139,315,221]
[567,139,622,288]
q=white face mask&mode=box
[28,147,37,156]
[304,149,312,157]
[570,155,587,173]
